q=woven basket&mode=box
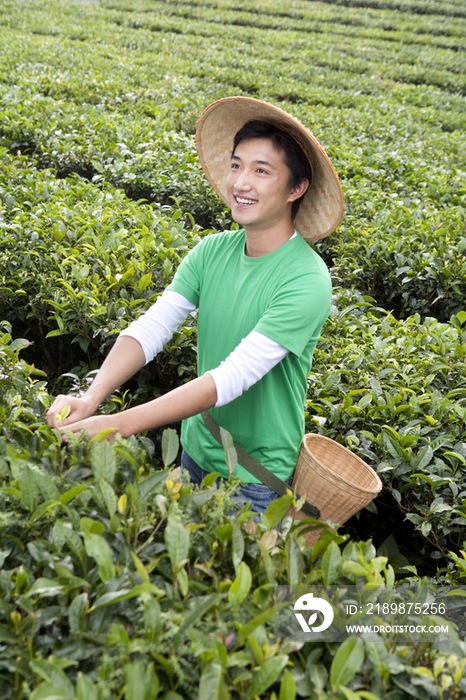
[286,434,382,546]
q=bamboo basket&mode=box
[286,434,382,546]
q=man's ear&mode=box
[288,178,310,202]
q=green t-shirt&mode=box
[168,229,331,483]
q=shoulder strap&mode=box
[201,411,320,519]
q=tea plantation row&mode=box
[2,312,466,700]
[1,0,465,321]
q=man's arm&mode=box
[46,336,147,430]
[46,290,196,431]
[51,331,285,439]
[56,373,217,439]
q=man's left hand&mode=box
[58,414,122,442]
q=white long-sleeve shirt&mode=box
[119,289,289,407]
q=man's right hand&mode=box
[46,395,97,430]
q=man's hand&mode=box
[46,395,98,430]
[46,337,147,432]
[46,374,218,443]
[58,414,122,442]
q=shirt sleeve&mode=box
[119,290,196,364]
[254,268,332,357]
[205,330,289,407]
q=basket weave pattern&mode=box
[287,434,382,546]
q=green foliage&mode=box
[1,0,465,325]
[320,193,466,322]
[309,289,466,560]
[1,0,466,696]
[2,329,466,699]
[0,147,199,384]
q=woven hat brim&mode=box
[196,97,344,241]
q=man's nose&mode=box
[234,169,252,190]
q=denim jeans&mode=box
[181,449,293,518]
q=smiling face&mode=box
[226,138,308,235]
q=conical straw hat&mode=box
[196,96,344,241]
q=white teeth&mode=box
[236,197,257,205]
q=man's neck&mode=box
[244,220,296,257]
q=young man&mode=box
[47,97,343,514]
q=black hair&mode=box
[232,119,312,219]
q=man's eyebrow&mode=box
[231,154,275,168]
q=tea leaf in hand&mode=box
[56,405,71,422]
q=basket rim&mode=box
[298,433,383,494]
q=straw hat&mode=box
[196,96,344,241]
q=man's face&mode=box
[226,138,300,232]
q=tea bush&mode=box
[1,0,465,324]
[0,147,200,387]
[2,0,466,695]
[1,328,466,700]
[307,289,466,567]
[0,91,226,229]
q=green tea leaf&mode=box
[340,688,361,700]
[279,668,296,700]
[330,636,365,691]
[35,471,60,502]
[138,470,167,504]
[90,441,116,482]
[83,532,115,582]
[68,592,88,634]
[199,662,229,700]
[30,500,61,523]
[249,655,288,699]
[59,485,90,505]
[27,578,66,598]
[99,478,117,517]
[19,465,40,512]
[237,605,285,644]
[177,566,189,596]
[143,597,162,642]
[92,583,164,609]
[29,659,74,696]
[175,593,222,641]
[131,551,150,584]
[137,272,153,292]
[9,337,32,353]
[161,427,179,467]
[321,541,341,585]
[80,517,105,535]
[203,471,220,487]
[56,405,71,422]
[76,673,98,700]
[413,445,434,471]
[228,562,252,605]
[125,660,159,700]
[30,682,69,700]
[265,492,294,529]
[231,524,244,571]
[286,533,303,587]
[164,512,190,572]
[364,638,388,672]
[220,426,237,477]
